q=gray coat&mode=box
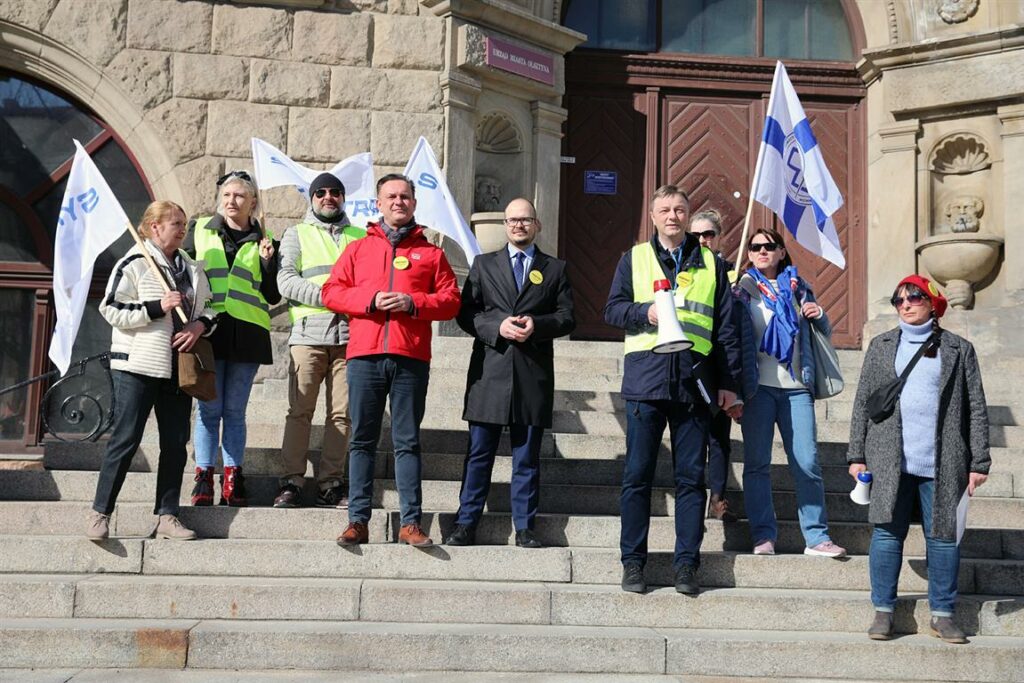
[847,327,991,541]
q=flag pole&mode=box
[733,61,784,282]
[124,222,189,325]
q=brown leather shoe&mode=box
[398,523,433,547]
[337,522,368,545]
[708,494,738,522]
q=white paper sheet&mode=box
[955,488,970,546]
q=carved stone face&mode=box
[945,195,983,233]
[475,175,502,213]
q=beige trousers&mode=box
[279,345,350,489]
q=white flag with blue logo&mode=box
[250,138,376,227]
[402,136,481,265]
[753,61,846,268]
[48,140,130,375]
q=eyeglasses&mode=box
[694,230,718,239]
[217,170,253,186]
[504,217,537,227]
[748,242,780,253]
[891,293,929,307]
[313,188,343,199]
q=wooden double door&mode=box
[560,67,866,348]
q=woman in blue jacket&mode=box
[734,227,844,558]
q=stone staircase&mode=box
[1,336,1023,680]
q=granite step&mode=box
[5,502,1021,559]
[1,575,1021,637]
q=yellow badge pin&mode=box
[529,270,543,285]
[676,271,693,289]
[393,256,410,270]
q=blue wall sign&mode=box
[584,170,618,195]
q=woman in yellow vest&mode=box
[184,171,280,506]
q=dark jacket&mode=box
[847,327,991,541]
[457,246,575,428]
[321,223,460,362]
[604,233,742,403]
[185,213,281,365]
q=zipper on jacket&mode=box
[382,244,397,352]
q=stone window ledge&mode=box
[231,0,327,8]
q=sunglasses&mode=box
[891,293,929,307]
[748,242,781,253]
[314,188,343,199]
[217,170,253,186]
[694,230,718,239]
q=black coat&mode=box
[457,246,575,427]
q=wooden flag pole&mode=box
[124,221,189,325]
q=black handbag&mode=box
[867,332,938,423]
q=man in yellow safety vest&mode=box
[604,184,743,596]
[274,172,366,509]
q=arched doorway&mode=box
[559,0,866,347]
[0,70,152,449]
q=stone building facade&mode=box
[1,0,1024,448]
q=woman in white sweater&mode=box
[86,201,217,541]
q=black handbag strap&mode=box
[897,331,939,385]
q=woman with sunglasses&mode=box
[847,275,989,643]
[734,227,845,558]
[185,170,281,506]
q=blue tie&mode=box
[512,252,525,292]
[671,247,683,281]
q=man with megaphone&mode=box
[605,184,743,596]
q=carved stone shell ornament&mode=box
[475,112,523,154]
[931,135,990,175]
[938,0,979,24]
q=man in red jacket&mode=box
[323,173,461,547]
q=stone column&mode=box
[868,120,921,317]
[530,100,567,255]
[998,104,1024,300]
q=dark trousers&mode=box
[706,409,732,497]
[456,422,544,532]
[92,370,192,516]
[620,399,709,570]
[347,355,429,525]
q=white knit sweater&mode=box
[99,241,217,379]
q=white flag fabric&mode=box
[752,61,846,268]
[48,140,130,375]
[402,136,481,264]
[250,138,376,227]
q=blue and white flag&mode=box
[49,140,130,375]
[402,136,481,265]
[250,138,376,227]
[752,61,845,268]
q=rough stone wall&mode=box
[0,0,446,234]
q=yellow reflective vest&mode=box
[624,242,717,356]
[288,222,366,323]
[193,216,271,331]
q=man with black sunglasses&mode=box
[274,173,366,509]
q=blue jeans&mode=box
[347,355,429,526]
[93,370,192,516]
[706,408,732,497]
[457,422,543,531]
[739,385,830,547]
[620,399,708,570]
[870,474,959,616]
[193,360,260,468]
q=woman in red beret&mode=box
[847,275,990,644]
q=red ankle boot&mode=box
[191,467,215,506]
[220,466,248,507]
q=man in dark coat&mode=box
[446,197,575,548]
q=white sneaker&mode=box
[805,540,846,558]
[753,539,775,555]
[86,511,110,541]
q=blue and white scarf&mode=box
[747,265,800,376]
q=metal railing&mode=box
[0,353,115,442]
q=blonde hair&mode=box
[649,184,690,211]
[690,208,723,233]
[137,200,185,238]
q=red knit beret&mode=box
[897,274,948,318]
